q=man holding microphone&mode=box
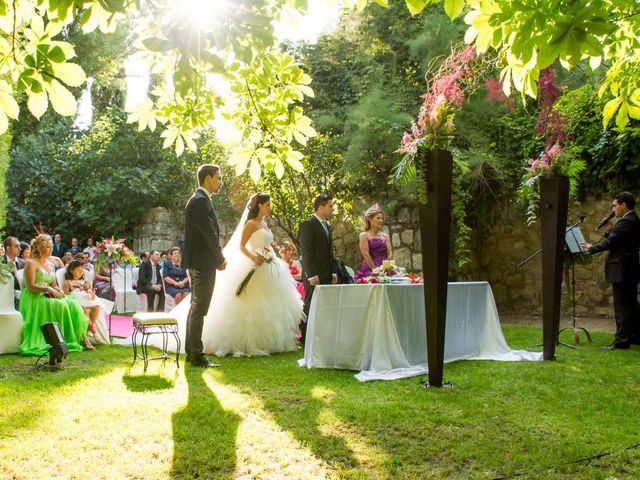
[581,191,640,350]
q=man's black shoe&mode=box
[601,343,630,350]
[190,356,221,367]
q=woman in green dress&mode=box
[19,234,92,355]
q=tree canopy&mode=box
[0,0,637,184]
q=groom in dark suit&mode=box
[183,165,227,367]
[583,191,640,350]
[299,194,338,344]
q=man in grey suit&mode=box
[182,165,227,367]
[2,236,25,309]
[583,191,640,349]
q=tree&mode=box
[4,107,202,240]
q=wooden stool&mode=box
[132,312,180,371]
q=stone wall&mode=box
[322,198,616,316]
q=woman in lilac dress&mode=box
[355,203,393,279]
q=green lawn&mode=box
[1,325,639,480]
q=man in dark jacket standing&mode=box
[182,165,226,367]
[299,194,338,344]
[583,191,640,349]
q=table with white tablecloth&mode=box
[300,282,541,381]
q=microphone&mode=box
[595,212,615,231]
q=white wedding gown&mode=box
[163,227,302,357]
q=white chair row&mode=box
[0,278,23,354]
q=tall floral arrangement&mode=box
[93,237,139,270]
[392,45,489,203]
[517,68,586,224]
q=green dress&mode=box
[19,269,89,355]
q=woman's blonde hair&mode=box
[30,234,52,259]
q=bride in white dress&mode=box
[165,193,302,357]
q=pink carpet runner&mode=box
[109,315,134,338]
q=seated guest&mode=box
[162,246,190,305]
[48,253,65,271]
[51,233,67,258]
[2,236,26,308]
[19,241,30,261]
[61,250,73,266]
[63,259,99,347]
[94,264,113,300]
[160,251,168,264]
[280,241,305,299]
[83,238,96,260]
[137,250,164,311]
[18,234,91,355]
[333,246,354,284]
[355,203,393,279]
[74,253,94,276]
[67,237,82,256]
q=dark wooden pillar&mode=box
[539,176,569,360]
[418,149,453,387]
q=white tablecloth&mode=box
[300,282,541,381]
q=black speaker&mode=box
[41,322,68,365]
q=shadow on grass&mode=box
[171,365,241,480]
[122,373,175,392]
[0,346,131,434]
[216,355,363,473]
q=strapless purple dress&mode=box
[355,237,388,279]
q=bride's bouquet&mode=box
[235,248,274,297]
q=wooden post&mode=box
[418,149,453,387]
[539,176,569,360]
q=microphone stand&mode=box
[558,216,592,345]
[520,214,588,350]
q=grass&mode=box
[1,325,639,479]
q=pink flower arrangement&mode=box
[397,45,481,156]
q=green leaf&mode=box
[405,0,429,16]
[602,97,621,128]
[48,46,66,63]
[0,89,19,119]
[615,103,629,130]
[444,0,464,20]
[141,37,173,53]
[27,91,48,120]
[46,79,76,116]
[249,157,261,183]
[51,62,87,87]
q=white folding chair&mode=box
[55,267,66,289]
[112,267,138,313]
[162,268,176,312]
[0,277,23,354]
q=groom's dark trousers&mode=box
[185,269,216,360]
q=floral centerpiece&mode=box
[372,260,405,277]
[93,237,139,270]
